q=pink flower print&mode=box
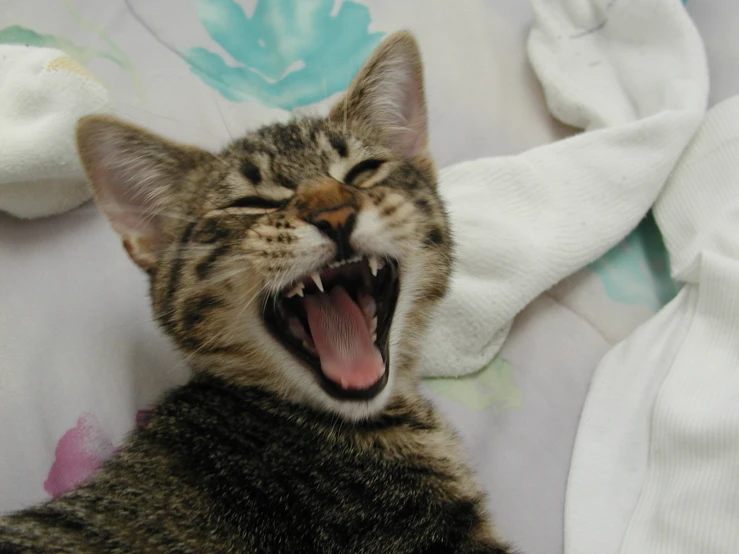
[43,412,115,498]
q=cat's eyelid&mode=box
[222,196,286,210]
[344,158,386,185]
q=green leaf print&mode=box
[424,357,523,412]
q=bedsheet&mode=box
[0,2,733,554]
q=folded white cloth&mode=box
[0,46,110,219]
[566,95,739,554]
[422,0,708,377]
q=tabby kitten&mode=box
[0,32,514,553]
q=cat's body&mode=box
[1,376,506,553]
[0,32,515,553]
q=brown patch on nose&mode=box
[313,205,354,230]
[298,178,359,260]
[299,178,358,230]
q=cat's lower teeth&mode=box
[359,293,376,319]
[286,282,305,298]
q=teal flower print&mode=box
[589,213,678,312]
[182,0,385,109]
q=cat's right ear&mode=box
[329,31,428,159]
[76,115,207,270]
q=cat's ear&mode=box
[330,31,428,159]
[76,115,206,270]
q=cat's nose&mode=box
[299,179,358,260]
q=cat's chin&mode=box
[262,255,400,404]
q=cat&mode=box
[0,32,515,553]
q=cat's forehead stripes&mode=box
[329,135,348,157]
[239,159,261,184]
[221,119,401,200]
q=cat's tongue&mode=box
[303,286,385,390]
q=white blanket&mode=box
[566,95,739,554]
[424,0,708,376]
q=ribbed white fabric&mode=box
[0,46,110,219]
[422,0,708,377]
[566,96,739,554]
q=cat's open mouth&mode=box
[263,255,399,401]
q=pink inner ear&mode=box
[388,81,428,159]
[88,155,163,246]
[403,95,427,155]
[107,206,161,243]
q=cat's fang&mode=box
[368,256,386,277]
[369,317,378,334]
[369,256,379,277]
[286,282,305,298]
[310,272,324,292]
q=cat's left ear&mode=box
[330,31,428,159]
[76,115,208,270]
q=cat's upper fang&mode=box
[369,256,379,277]
[368,256,385,277]
[310,272,324,292]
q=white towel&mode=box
[565,95,739,554]
[0,46,110,219]
[422,0,708,377]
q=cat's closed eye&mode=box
[344,159,385,186]
[222,196,286,211]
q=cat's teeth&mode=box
[310,272,324,292]
[369,316,378,334]
[371,332,377,343]
[368,256,385,277]
[369,256,379,277]
[328,254,362,269]
[285,282,305,298]
[359,294,376,319]
[340,377,349,389]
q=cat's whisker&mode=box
[212,93,234,143]
[236,281,271,320]
[343,91,349,134]
[426,241,453,264]
[212,153,234,171]
[200,266,250,287]
[182,330,232,364]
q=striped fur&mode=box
[0,32,516,553]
